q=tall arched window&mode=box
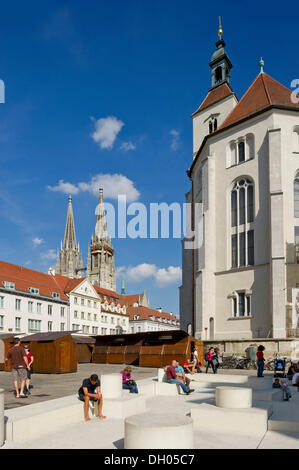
[231,178,254,268]
[294,172,299,218]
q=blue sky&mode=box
[0,0,297,317]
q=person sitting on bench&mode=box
[183,359,196,375]
[78,374,106,421]
[166,360,194,395]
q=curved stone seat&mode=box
[124,412,194,449]
[101,374,122,399]
[216,386,252,408]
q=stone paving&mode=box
[0,363,157,410]
[2,366,299,449]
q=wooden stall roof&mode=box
[21,331,78,342]
[93,329,197,346]
[72,335,95,344]
[0,333,15,341]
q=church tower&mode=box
[56,195,83,278]
[209,17,233,89]
[86,188,116,291]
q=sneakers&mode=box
[186,389,195,395]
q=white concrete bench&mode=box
[191,403,269,436]
[4,392,147,443]
[191,373,249,385]
[4,373,147,444]
[124,412,194,449]
[5,395,94,443]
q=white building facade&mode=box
[180,32,299,341]
[0,261,129,336]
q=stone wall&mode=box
[203,338,299,359]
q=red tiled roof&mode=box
[0,261,68,301]
[127,306,179,324]
[93,285,123,305]
[192,82,236,116]
[123,294,141,306]
[54,275,83,293]
[219,73,299,130]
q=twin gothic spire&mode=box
[56,189,116,290]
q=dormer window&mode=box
[3,281,15,289]
[134,314,139,320]
[29,287,39,295]
[52,292,60,299]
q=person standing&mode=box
[256,345,265,377]
[213,347,219,374]
[5,338,29,398]
[205,347,216,374]
[24,345,34,395]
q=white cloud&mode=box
[155,266,182,286]
[91,116,124,149]
[47,180,80,195]
[170,129,180,150]
[47,173,140,202]
[32,237,44,247]
[126,263,157,283]
[120,141,136,151]
[117,263,182,287]
[40,249,57,260]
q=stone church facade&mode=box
[180,28,299,341]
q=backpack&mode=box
[204,352,210,361]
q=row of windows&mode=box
[73,311,126,325]
[71,324,122,335]
[0,317,66,333]
[0,297,66,316]
[2,281,61,299]
[74,297,99,308]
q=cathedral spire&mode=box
[63,195,77,250]
[56,195,83,279]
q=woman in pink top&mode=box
[120,366,138,393]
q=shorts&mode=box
[78,393,98,402]
[12,368,27,382]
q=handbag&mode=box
[126,379,136,387]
